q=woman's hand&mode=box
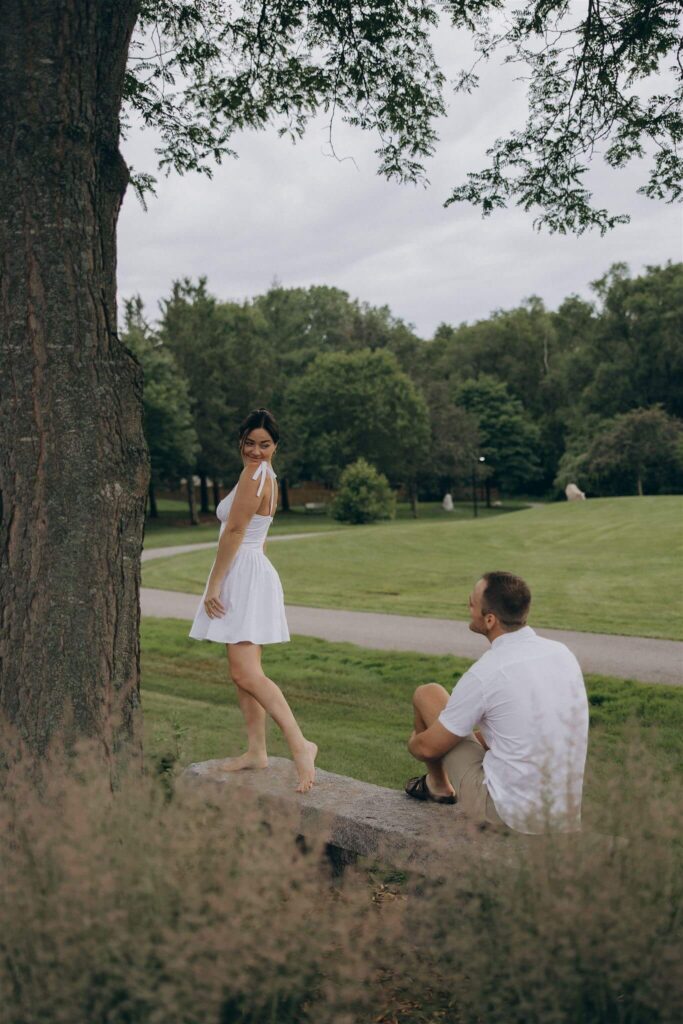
[204,582,225,619]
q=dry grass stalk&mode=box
[1,715,681,1023]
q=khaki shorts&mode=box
[442,734,506,829]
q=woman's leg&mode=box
[227,642,317,792]
[219,645,269,771]
[412,683,455,798]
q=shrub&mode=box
[1,719,682,1024]
[0,719,393,1024]
[385,734,683,1024]
[330,458,395,524]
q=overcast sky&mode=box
[117,14,682,341]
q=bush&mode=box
[1,719,682,1024]
[330,458,395,524]
[388,739,683,1024]
[0,720,391,1024]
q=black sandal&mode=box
[404,774,456,805]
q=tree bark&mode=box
[409,481,419,519]
[186,477,199,525]
[199,472,210,514]
[0,1,146,779]
[148,481,158,519]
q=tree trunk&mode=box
[186,477,199,525]
[409,482,419,519]
[485,479,492,509]
[0,1,146,779]
[280,477,290,513]
[212,477,221,510]
[637,476,644,497]
[148,481,158,519]
[199,472,210,514]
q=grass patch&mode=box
[143,502,346,549]
[142,618,683,800]
[142,496,683,639]
[142,499,523,549]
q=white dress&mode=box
[188,463,290,645]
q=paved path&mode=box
[141,587,682,686]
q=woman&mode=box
[188,408,317,793]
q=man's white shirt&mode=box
[439,626,589,834]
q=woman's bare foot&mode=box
[293,740,318,793]
[219,752,268,772]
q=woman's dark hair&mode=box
[238,408,280,448]
[481,571,531,629]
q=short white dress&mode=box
[188,462,290,645]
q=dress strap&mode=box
[251,461,277,516]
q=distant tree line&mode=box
[122,261,683,520]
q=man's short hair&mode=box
[480,571,531,629]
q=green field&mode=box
[142,496,683,639]
[142,498,522,549]
[143,500,345,548]
[142,619,683,808]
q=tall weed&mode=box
[0,718,681,1024]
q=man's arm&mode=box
[408,721,463,762]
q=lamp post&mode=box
[472,455,486,518]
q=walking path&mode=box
[141,586,682,687]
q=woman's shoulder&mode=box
[234,463,270,494]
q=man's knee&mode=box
[413,682,449,704]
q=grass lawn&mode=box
[142,619,683,812]
[142,496,683,639]
[143,499,343,548]
[142,498,524,549]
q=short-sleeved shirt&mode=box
[438,626,589,834]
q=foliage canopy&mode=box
[128,261,683,502]
[124,1,683,232]
[123,297,199,488]
[285,347,430,488]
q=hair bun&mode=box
[238,408,280,445]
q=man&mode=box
[405,572,589,834]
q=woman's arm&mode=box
[203,469,264,618]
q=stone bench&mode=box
[181,756,515,876]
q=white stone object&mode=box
[181,756,622,875]
[565,483,586,501]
